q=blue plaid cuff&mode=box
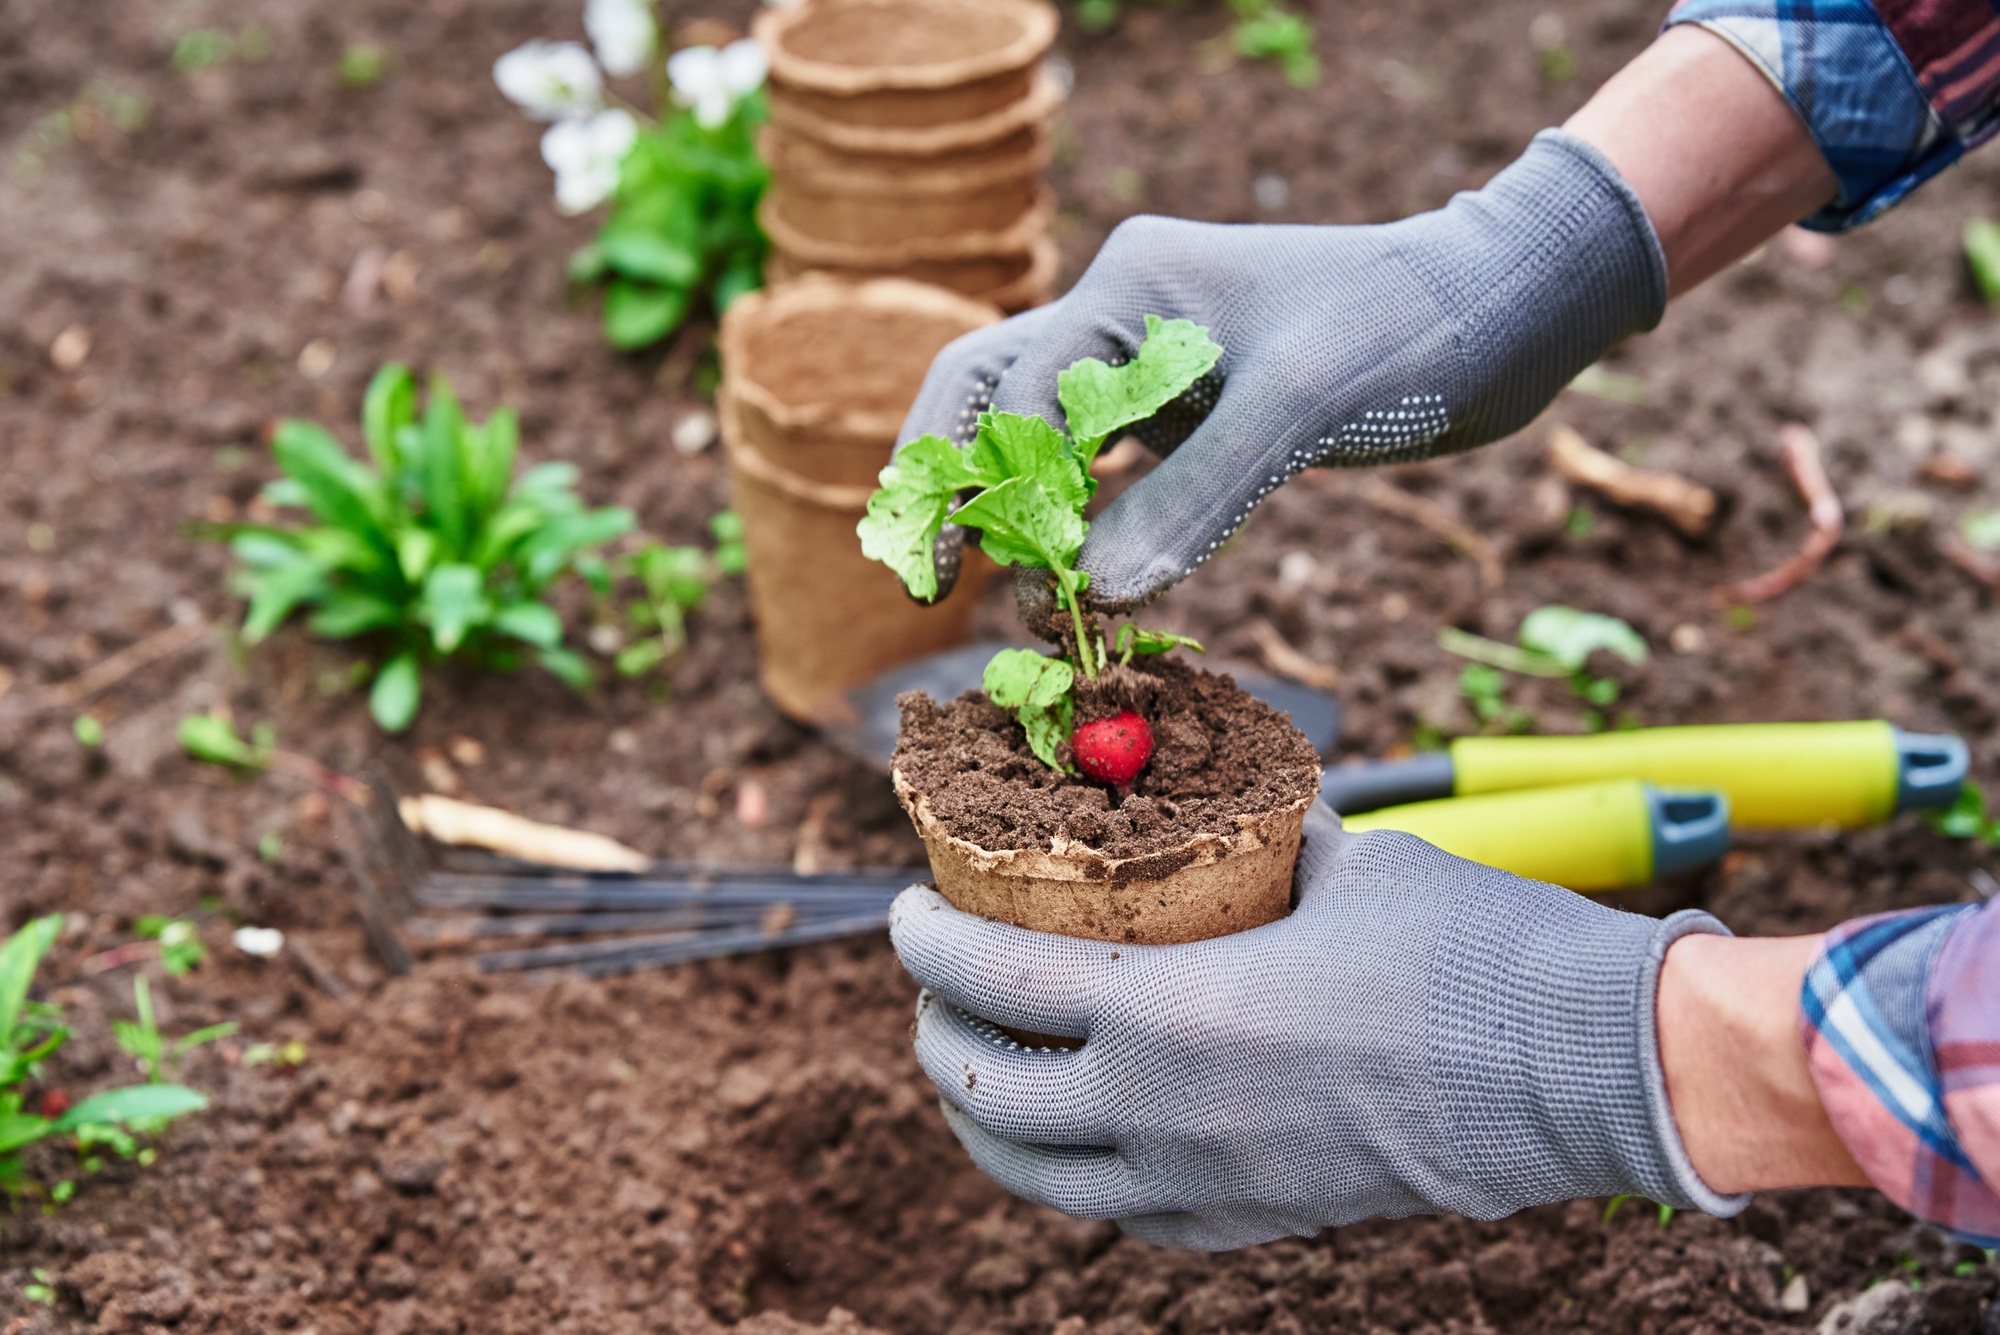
[1668,0,1954,231]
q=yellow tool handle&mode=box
[1452,721,1901,829]
[1342,780,1664,891]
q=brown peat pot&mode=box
[757,124,1049,248]
[890,663,1323,949]
[761,184,1055,268]
[718,277,1002,723]
[766,236,1058,313]
[754,0,1059,134]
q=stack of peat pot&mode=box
[718,276,1002,723]
[752,0,1062,312]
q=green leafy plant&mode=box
[1459,664,1534,733]
[1966,218,2000,309]
[570,95,768,350]
[131,918,205,978]
[211,365,633,731]
[612,513,746,677]
[113,976,236,1087]
[2,916,210,1203]
[1071,0,1317,85]
[860,316,1218,768]
[1962,509,2000,551]
[1926,782,2000,847]
[1441,606,1649,732]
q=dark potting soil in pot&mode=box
[892,656,1323,860]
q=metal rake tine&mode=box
[567,912,893,978]
[408,898,892,942]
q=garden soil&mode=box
[4,0,2000,1331]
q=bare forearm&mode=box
[1565,26,1836,296]
[1657,933,1868,1193]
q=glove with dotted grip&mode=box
[888,802,1745,1252]
[896,129,1666,615]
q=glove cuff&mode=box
[1632,909,1754,1217]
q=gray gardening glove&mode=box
[898,128,1666,616]
[887,803,1745,1252]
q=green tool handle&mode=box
[1340,780,1729,891]
[1451,722,1965,828]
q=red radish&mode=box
[1072,711,1153,788]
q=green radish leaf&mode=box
[361,363,417,476]
[605,280,690,350]
[1516,605,1649,671]
[229,530,305,570]
[261,478,310,508]
[517,508,636,587]
[600,231,702,288]
[370,653,422,733]
[493,601,563,648]
[982,649,1076,771]
[968,411,1083,510]
[471,406,520,523]
[951,476,1086,575]
[420,563,489,654]
[0,914,62,1049]
[511,461,582,507]
[856,434,984,601]
[633,544,709,610]
[1117,625,1205,659]
[53,1084,207,1132]
[1056,315,1223,461]
[271,420,389,546]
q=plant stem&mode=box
[1060,577,1097,678]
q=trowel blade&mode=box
[823,640,1341,770]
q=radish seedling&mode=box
[132,918,205,977]
[209,365,634,732]
[113,976,236,1087]
[860,316,1216,772]
[611,513,746,678]
[1,916,210,1205]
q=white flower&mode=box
[542,108,638,213]
[585,0,659,78]
[494,40,604,120]
[667,38,768,129]
[233,926,285,958]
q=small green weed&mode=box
[340,43,389,88]
[113,976,236,1087]
[2,916,211,1205]
[1441,606,1649,733]
[1070,0,1318,85]
[611,513,745,678]
[1964,218,2000,309]
[132,918,205,978]
[207,365,633,731]
[1925,783,2000,847]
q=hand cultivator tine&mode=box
[474,911,897,979]
[413,872,912,913]
[359,764,428,918]
[333,800,414,977]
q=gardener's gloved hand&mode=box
[887,803,1744,1252]
[897,129,1665,617]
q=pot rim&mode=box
[719,275,1002,441]
[753,0,1059,95]
[766,67,1062,157]
[758,125,1052,195]
[892,767,1320,885]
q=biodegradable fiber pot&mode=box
[718,277,1002,723]
[754,0,1059,133]
[758,124,1050,248]
[765,237,1058,314]
[890,662,1324,947]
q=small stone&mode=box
[50,324,92,370]
[297,339,336,379]
[1380,592,1410,622]
[1783,1274,1811,1313]
[672,409,718,455]
[1253,174,1290,211]
[1670,624,1707,654]
[448,735,487,767]
[735,779,769,828]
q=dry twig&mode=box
[1354,476,1504,591]
[1247,618,1341,690]
[1943,534,2000,593]
[42,615,208,708]
[1712,423,1842,605]
[1547,424,1716,537]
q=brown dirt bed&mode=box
[3,0,1999,1331]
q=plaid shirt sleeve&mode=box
[1666,0,2000,230]
[1801,899,2000,1244]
